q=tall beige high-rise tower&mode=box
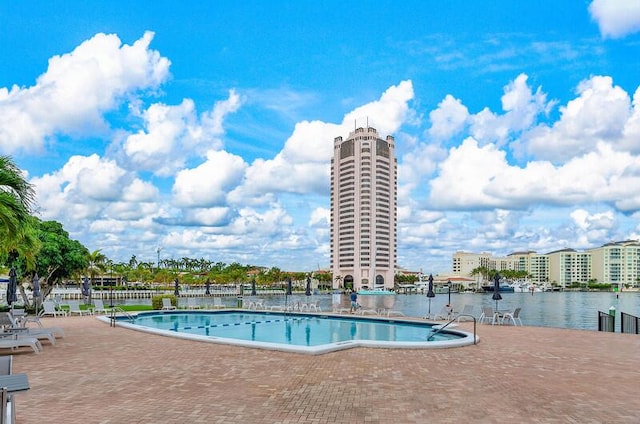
[330,126,397,291]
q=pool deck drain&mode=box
[12,315,640,423]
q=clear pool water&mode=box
[116,311,474,354]
[115,291,640,331]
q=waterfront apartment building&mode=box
[330,126,397,291]
[547,249,591,287]
[588,240,640,287]
[452,251,549,285]
[451,240,640,288]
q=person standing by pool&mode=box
[350,290,358,313]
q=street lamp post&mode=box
[447,280,452,305]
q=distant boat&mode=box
[481,284,515,293]
[510,283,543,293]
[358,288,395,295]
[435,286,458,294]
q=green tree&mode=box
[12,219,89,303]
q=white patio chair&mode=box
[501,307,523,326]
[455,304,476,322]
[92,299,111,314]
[39,301,67,318]
[479,306,499,325]
[67,300,92,316]
[307,301,321,312]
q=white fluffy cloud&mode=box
[230,80,416,203]
[173,150,247,208]
[343,81,417,135]
[428,95,469,140]
[469,74,550,146]
[430,137,640,212]
[521,76,631,162]
[570,208,617,246]
[31,154,160,224]
[123,90,241,176]
[589,0,640,38]
[0,32,170,153]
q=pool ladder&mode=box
[427,314,477,344]
[109,307,135,327]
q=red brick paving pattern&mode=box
[8,316,640,423]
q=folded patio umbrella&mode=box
[7,267,18,306]
[492,273,502,310]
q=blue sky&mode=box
[2,1,640,273]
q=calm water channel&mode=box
[118,291,640,332]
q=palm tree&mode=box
[469,266,488,287]
[128,255,138,269]
[0,156,38,267]
[334,274,343,289]
[87,249,107,286]
[1,215,40,270]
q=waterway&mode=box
[114,291,640,332]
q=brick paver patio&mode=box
[8,315,640,423]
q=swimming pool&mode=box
[108,310,477,355]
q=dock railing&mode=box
[621,312,639,335]
[598,311,615,332]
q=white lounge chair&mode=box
[0,334,42,354]
[0,356,14,424]
[186,298,201,310]
[432,305,453,320]
[211,298,225,309]
[92,299,111,314]
[40,301,67,318]
[501,307,523,326]
[0,313,59,345]
[356,307,377,316]
[332,304,350,314]
[0,356,11,375]
[162,298,176,310]
[8,312,65,339]
[67,300,92,316]
[384,309,405,317]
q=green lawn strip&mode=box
[58,304,154,312]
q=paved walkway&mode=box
[9,315,640,423]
